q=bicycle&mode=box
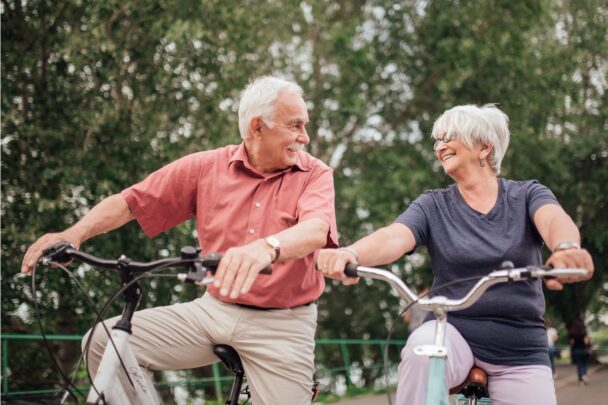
[38,241,283,405]
[342,261,587,405]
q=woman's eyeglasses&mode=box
[433,132,457,150]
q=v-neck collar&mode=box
[453,178,503,219]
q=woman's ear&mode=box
[479,144,494,160]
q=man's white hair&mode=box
[431,104,510,174]
[238,76,304,139]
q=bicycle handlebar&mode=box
[344,261,587,313]
[40,242,272,285]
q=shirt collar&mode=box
[229,142,310,174]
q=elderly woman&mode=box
[318,105,594,405]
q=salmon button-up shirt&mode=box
[121,143,338,308]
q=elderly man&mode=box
[22,76,338,404]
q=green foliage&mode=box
[2,0,606,398]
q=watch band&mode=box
[264,236,280,263]
[554,241,580,252]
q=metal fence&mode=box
[5,333,605,401]
[1,333,407,400]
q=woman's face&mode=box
[434,131,486,177]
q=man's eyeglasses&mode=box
[433,132,457,150]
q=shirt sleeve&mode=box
[121,152,205,238]
[526,180,560,221]
[296,164,339,248]
[394,193,432,249]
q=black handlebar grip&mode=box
[41,242,76,263]
[260,265,272,275]
[344,263,359,278]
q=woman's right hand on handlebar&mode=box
[316,248,359,285]
[21,231,81,275]
[544,247,594,290]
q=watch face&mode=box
[265,236,280,263]
[266,237,280,248]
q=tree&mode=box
[2,0,605,397]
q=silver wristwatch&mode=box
[554,241,580,252]
[264,236,281,263]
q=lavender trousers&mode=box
[397,321,556,405]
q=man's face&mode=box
[258,91,310,172]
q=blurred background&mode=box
[2,0,606,403]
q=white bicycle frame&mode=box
[85,328,159,405]
[348,265,587,405]
[40,244,224,405]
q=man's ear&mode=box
[248,116,263,139]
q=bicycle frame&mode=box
[84,260,161,405]
[86,328,158,404]
[40,244,255,405]
[345,263,587,405]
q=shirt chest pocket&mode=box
[267,198,297,234]
[270,209,297,232]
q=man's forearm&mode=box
[67,193,134,244]
[273,218,329,261]
[22,193,135,274]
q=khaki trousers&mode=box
[83,293,318,404]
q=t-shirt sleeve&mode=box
[296,165,339,248]
[526,180,560,221]
[393,193,432,248]
[121,153,204,238]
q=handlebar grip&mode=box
[344,263,359,278]
[260,265,272,275]
[41,242,76,263]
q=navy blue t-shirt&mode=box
[395,178,559,367]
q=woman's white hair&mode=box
[431,104,510,174]
[238,76,304,139]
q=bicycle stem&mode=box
[114,260,142,334]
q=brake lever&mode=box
[40,242,76,265]
[177,260,215,285]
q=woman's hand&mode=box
[316,248,359,286]
[544,248,594,290]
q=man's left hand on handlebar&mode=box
[21,231,82,275]
[213,239,274,299]
[544,247,594,291]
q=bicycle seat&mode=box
[213,344,245,376]
[449,367,489,398]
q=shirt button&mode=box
[249,228,255,234]
[255,202,261,208]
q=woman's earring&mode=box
[480,159,486,167]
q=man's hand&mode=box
[316,248,359,286]
[544,248,594,290]
[21,231,81,275]
[213,239,274,299]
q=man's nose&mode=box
[298,128,310,145]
